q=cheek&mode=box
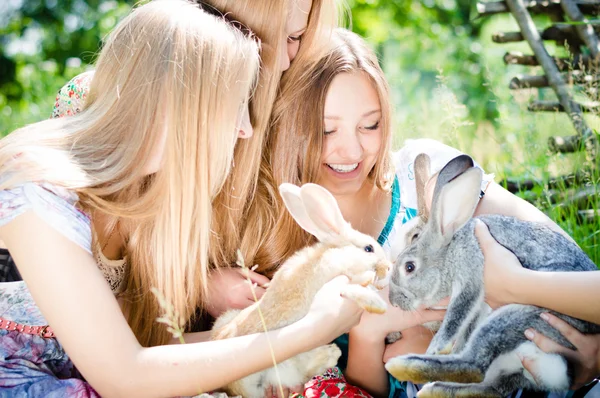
[287,41,300,62]
[365,132,383,155]
[320,137,335,161]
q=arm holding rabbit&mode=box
[1,211,363,398]
[475,220,600,323]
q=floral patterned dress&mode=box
[0,183,100,397]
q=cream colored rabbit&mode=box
[211,182,391,398]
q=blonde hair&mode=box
[246,29,393,276]
[0,0,260,347]
[204,0,344,273]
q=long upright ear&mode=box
[298,183,347,239]
[431,154,475,209]
[279,183,330,241]
[430,167,482,243]
[414,153,432,221]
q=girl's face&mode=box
[281,0,312,71]
[317,71,383,197]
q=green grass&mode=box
[393,68,600,266]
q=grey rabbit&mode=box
[385,153,600,397]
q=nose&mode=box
[338,132,363,160]
[238,105,253,139]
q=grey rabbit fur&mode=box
[385,153,600,397]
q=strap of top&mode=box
[377,175,400,246]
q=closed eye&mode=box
[363,121,380,131]
[287,34,303,43]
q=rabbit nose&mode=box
[375,260,391,279]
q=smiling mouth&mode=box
[326,162,359,173]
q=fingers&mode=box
[473,219,496,254]
[245,285,267,304]
[242,268,271,287]
[539,312,587,348]
[268,386,290,398]
[519,354,544,386]
[524,328,573,356]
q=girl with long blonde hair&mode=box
[50,0,344,327]
[0,2,362,396]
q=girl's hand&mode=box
[265,384,303,398]
[305,275,364,341]
[351,287,447,340]
[474,220,524,309]
[522,313,600,389]
[206,267,270,318]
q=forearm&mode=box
[475,182,572,241]
[167,330,212,344]
[129,317,321,397]
[509,269,600,324]
[345,330,389,398]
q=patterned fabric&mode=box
[0,182,99,396]
[293,367,373,398]
[51,71,94,118]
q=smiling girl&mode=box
[256,28,594,398]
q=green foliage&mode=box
[0,0,598,262]
[0,0,133,134]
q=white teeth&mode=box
[328,163,358,173]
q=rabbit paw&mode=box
[303,344,341,376]
[426,340,454,355]
[385,355,483,384]
[386,331,402,344]
[418,382,502,398]
[340,284,387,314]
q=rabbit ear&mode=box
[279,183,329,241]
[431,154,475,208]
[430,167,482,244]
[414,153,432,220]
[299,183,347,238]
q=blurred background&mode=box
[0,0,598,262]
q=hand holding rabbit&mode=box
[206,267,270,318]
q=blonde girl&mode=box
[50,0,344,324]
[0,3,362,397]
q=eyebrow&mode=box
[324,109,382,120]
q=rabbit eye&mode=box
[364,244,374,253]
[405,261,416,273]
[410,233,419,243]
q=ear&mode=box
[431,154,475,208]
[414,153,431,220]
[279,183,330,241]
[430,167,482,242]
[298,183,347,238]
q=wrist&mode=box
[295,313,333,348]
[504,267,533,305]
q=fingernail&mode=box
[525,329,535,340]
[540,313,550,322]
